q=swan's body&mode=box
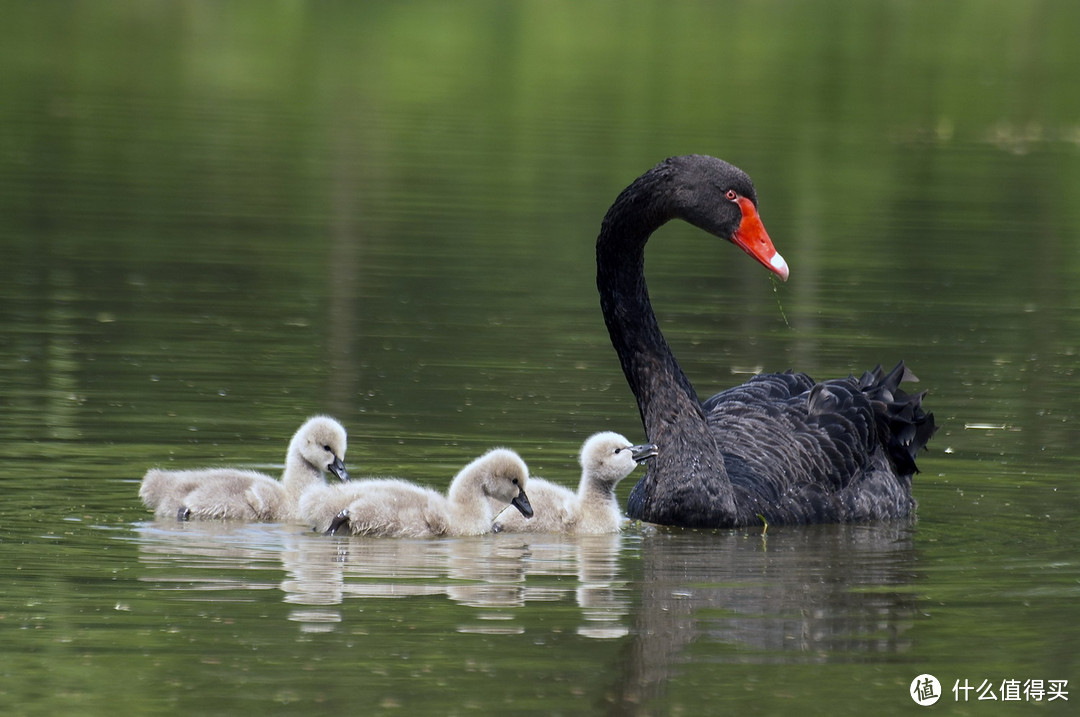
[300,448,533,537]
[493,432,657,534]
[139,415,349,522]
[596,155,936,528]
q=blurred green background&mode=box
[2,1,1078,715]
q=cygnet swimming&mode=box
[139,415,349,522]
[300,447,532,537]
[492,432,657,534]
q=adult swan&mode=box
[597,155,936,528]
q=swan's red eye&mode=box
[725,189,738,201]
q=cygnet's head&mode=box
[460,448,533,518]
[579,432,658,487]
[291,415,349,481]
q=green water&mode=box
[2,1,1079,714]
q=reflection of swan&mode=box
[134,521,295,593]
[300,448,532,537]
[139,416,348,521]
[280,532,348,606]
[595,155,935,527]
[493,432,657,534]
[282,532,449,601]
[275,530,632,639]
[279,533,531,611]
[135,518,917,661]
[608,522,918,707]
[445,537,531,611]
[573,534,629,638]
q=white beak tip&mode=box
[770,252,790,281]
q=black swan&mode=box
[596,155,936,528]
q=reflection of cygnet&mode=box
[493,432,657,534]
[139,416,348,522]
[300,448,532,537]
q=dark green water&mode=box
[2,2,1079,714]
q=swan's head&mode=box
[292,415,349,481]
[579,431,658,488]
[454,448,533,518]
[661,155,789,281]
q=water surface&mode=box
[2,2,1079,714]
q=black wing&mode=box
[702,362,935,524]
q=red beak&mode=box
[732,197,789,281]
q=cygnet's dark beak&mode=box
[630,444,659,464]
[327,456,349,482]
[511,488,533,518]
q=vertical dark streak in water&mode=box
[604,524,918,711]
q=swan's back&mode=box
[302,478,450,537]
[139,467,284,521]
[347,480,453,538]
[318,449,532,538]
[649,363,935,526]
[138,415,350,522]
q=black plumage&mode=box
[597,155,936,528]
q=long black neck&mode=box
[596,174,701,421]
[596,170,735,523]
